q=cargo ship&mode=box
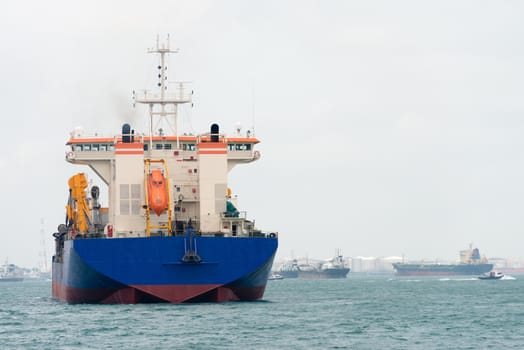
[392,246,493,276]
[52,38,278,303]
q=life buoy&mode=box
[66,151,74,159]
[269,232,276,238]
[107,225,113,238]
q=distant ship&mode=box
[0,261,24,282]
[278,259,300,278]
[278,254,350,279]
[392,246,493,276]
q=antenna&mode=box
[40,218,49,273]
[251,79,256,137]
[134,35,192,151]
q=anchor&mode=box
[181,220,202,263]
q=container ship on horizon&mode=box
[392,246,493,276]
[52,38,278,303]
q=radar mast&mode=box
[133,35,193,151]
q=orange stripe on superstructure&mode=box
[115,143,144,149]
[115,150,144,155]
[198,150,228,155]
[197,143,227,149]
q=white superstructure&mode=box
[64,38,264,239]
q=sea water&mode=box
[1,275,523,349]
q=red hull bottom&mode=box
[52,281,266,304]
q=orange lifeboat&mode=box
[147,169,168,216]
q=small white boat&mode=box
[478,271,504,280]
[268,273,284,280]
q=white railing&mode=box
[220,211,248,220]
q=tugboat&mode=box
[52,37,278,303]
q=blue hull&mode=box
[52,236,278,303]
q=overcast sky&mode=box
[2,1,524,268]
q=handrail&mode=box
[196,134,227,144]
[113,134,145,144]
[220,211,247,219]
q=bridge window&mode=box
[92,144,100,151]
[245,144,251,150]
[75,145,83,151]
[164,143,172,150]
[100,144,107,151]
[155,143,163,150]
[182,143,196,151]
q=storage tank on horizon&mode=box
[350,256,403,273]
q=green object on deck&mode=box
[226,201,239,217]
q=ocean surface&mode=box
[1,275,523,349]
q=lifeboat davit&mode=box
[147,169,168,216]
